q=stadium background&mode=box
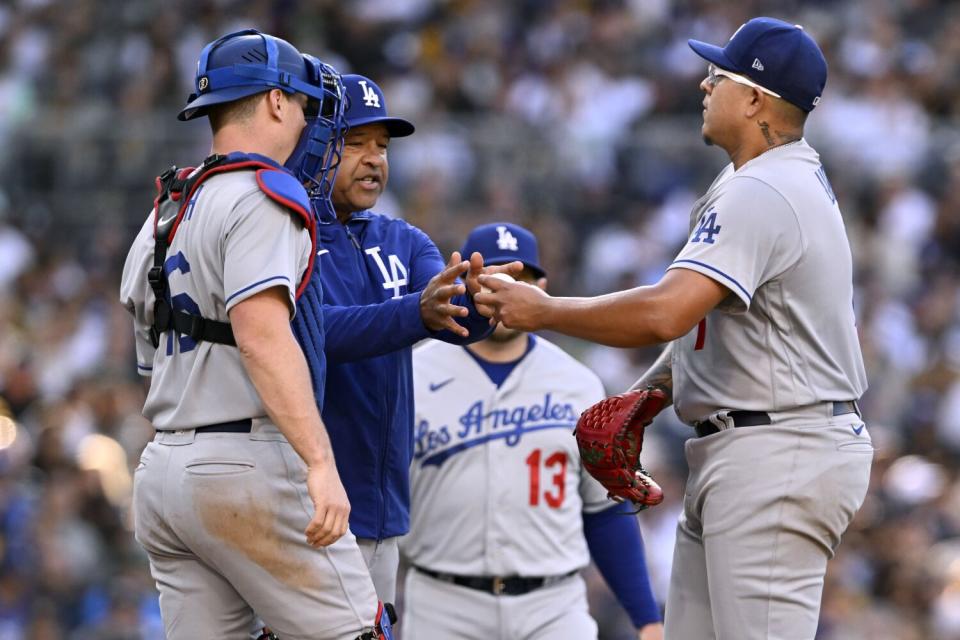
[0,0,959,638]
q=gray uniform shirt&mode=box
[120,170,312,430]
[667,139,867,424]
[403,338,611,576]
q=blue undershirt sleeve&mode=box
[583,502,661,629]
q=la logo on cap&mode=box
[496,225,518,251]
[358,80,380,108]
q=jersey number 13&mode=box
[526,449,567,508]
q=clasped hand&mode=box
[419,252,524,335]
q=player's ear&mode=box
[745,88,764,118]
[535,277,547,292]
[267,88,286,121]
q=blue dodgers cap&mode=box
[342,74,415,137]
[688,17,827,112]
[461,222,546,278]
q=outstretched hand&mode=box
[474,272,551,331]
[420,252,470,337]
[463,252,524,318]
[463,252,524,297]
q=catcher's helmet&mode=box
[178,29,332,122]
[284,53,347,200]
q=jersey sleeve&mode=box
[668,176,803,312]
[222,191,312,316]
[323,222,433,363]
[119,214,158,376]
[324,294,431,363]
[407,224,445,292]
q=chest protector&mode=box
[148,152,316,348]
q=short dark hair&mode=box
[775,97,809,130]
[208,91,267,133]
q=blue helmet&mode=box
[284,54,348,205]
[179,29,348,212]
[178,28,333,122]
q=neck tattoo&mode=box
[758,120,776,147]
[758,120,800,149]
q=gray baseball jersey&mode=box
[122,167,380,639]
[403,337,610,577]
[667,139,867,424]
[661,139,873,640]
[120,170,312,430]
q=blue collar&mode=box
[314,205,374,226]
[464,335,537,388]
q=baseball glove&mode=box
[574,387,666,509]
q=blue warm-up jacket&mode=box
[294,206,492,540]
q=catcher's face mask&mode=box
[285,54,349,216]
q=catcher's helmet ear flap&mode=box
[178,29,329,122]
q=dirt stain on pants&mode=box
[194,480,320,590]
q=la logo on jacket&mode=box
[365,246,408,298]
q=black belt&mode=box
[693,401,859,438]
[415,566,576,596]
[193,419,253,434]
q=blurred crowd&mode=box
[1,0,959,638]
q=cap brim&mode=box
[177,86,269,121]
[481,256,546,279]
[346,116,415,137]
[687,40,741,73]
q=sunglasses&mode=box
[706,64,781,99]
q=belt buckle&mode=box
[492,576,505,596]
[708,411,736,431]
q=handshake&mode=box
[419,250,547,335]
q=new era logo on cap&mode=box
[688,17,828,112]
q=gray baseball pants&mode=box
[402,568,596,640]
[357,537,400,604]
[663,407,873,640]
[133,421,379,640]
